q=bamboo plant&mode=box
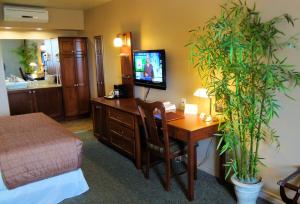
[188,0,300,183]
[13,40,38,74]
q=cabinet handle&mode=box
[74,84,77,87]
[32,90,36,94]
[29,91,32,94]
[96,106,101,109]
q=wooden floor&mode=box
[61,117,93,133]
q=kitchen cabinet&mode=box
[8,90,35,115]
[59,37,90,119]
[8,87,64,120]
[35,88,64,119]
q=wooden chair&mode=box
[136,98,197,191]
[278,168,300,204]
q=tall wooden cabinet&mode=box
[59,37,90,118]
[119,32,134,98]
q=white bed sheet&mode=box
[0,169,89,204]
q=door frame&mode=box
[94,36,105,97]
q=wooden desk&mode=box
[167,114,219,201]
[91,97,221,201]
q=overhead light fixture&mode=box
[113,37,123,47]
[36,28,43,31]
[4,27,12,30]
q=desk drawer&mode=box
[108,121,135,156]
[108,120,134,139]
[108,107,134,128]
[110,132,134,156]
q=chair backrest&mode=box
[136,98,170,154]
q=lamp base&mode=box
[205,115,212,122]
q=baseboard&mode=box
[197,165,216,177]
[197,164,284,204]
[259,189,283,204]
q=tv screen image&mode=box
[133,50,166,90]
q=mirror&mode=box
[1,39,60,83]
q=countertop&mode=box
[6,83,62,92]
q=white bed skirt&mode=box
[0,169,89,204]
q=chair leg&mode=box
[145,149,150,179]
[194,146,197,180]
[164,157,171,191]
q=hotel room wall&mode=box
[0,43,9,116]
[84,0,300,200]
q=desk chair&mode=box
[136,98,197,191]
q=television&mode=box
[133,49,166,90]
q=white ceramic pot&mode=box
[231,176,263,204]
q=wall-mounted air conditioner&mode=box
[3,5,49,23]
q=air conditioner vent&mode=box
[3,5,49,23]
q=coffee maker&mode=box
[113,84,128,98]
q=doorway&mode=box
[94,36,105,97]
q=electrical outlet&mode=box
[180,98,187,109]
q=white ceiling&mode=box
[0,0,111,10]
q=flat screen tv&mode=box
[133,49,166,90]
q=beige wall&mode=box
[0,6,84,30]
[84,0,300,200]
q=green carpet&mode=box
[61,131,271,204]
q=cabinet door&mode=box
[58,38,74,55]
[8,90,35,115]
[92,104,108,141]
[74,38,87,55]
[35,88,64,120]
[76,54,90,114]
[60,54,79,117]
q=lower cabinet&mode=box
[8,87,64,120]
[92,103,108,141]
[92,102,136,159]
[8,90,36,115]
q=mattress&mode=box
[0,168,89,204]
[0,113,83,189]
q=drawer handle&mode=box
[96,106,102,109]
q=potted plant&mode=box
[13,40,38,74]
[188,1,300,203]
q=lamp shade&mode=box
[193,88,209,98]
[113,37,123,47]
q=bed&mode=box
[0,113,89,204]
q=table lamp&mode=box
[193,88,212,122]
